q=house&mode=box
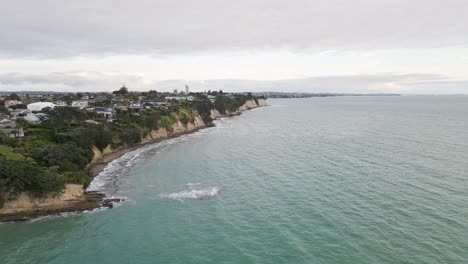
[4,100,18,107]
[87,99,96,106]
[165,95,194,101]
[114,105,128,111]
[9,109,28,118]
[27,102,56,112]
[147,101,170,107]
[0,115,11,123]
[95,107,114,121]
[207,95,216,103]
[0,122,24,138]
[23,113,47,123]
[129,103,144,110]
[55,101,67,107]
[24,113,40,123]
[72,100,89,109]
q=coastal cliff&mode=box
[0,184,107,221]
[0,98,267,221]
[89,98,267,173]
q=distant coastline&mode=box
[252,92,401,99]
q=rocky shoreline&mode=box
[0,99,267,222]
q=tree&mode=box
[9,93,21,101]
[32,142,94,171]
[0,106,7,114]
[0,156,65,201]
[143,115,158,131]
[92,125,113,151]
[15,118,28,145]
[43,107,87,131]
[63,95,73,105]
[120,127,141,146]
[113,86,129,95]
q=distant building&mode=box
[207,95,216,103]
[72,100,89,109]
[55,101,67,107]
[174,89,178,94]
[165,95,194,101]
[9,109,28,118]
[147,101,170,107]
[27,102,56,112]
[185,85,189,94]
[0,122,24,138]
[114,105,128,111]
[129,103,144,110]
[0,115,10,123]
[95,107,114,121]
[4,100,18,108]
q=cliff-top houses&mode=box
[0,87,224,139]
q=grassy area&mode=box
[0,145,24,161]
[26,128,55,143]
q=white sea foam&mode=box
[87,125,216,195]
[161,186,222,200]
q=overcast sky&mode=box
[1,0,467,94]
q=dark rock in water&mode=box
[0,191,121,222]
[101,198,125,209]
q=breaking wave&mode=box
[160,186,222,200]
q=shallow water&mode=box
[1,96,468,264]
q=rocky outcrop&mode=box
[210,99,268,118]
[0,184,111,221]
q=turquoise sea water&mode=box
[1,96,468,264]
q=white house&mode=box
[165,95,194,101]
[0,122,24,138]
[55,101,67,106]
[207,95,216,103]
[27,102,56,112]
[72,100,89,109]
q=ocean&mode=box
[1,96,467,263]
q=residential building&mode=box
[0,122,24,138]
[4,100,18,107]
[72,100,89,109]
[95,107,114,121]
[55,101,67,106]
[165,95,194,101]
[27,102,56,112]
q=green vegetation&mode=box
[0,145,24,161]
[0,156,65,207]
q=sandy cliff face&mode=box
[210,109,222,119]
[238,99,258,111]
[0,184,85,214]
[142,113,207,144]
[210,99,268,118]
[257,99,268,107]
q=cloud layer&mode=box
[1,72,466,94]
[1,0,467,57]
[0,1,467,94]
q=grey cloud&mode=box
[0,72,144,90]
[1,72,466,94]
[1,0,467,57]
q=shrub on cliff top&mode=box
[64,171,91,188]
[32,142,94,172]
[0,156,65,200]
